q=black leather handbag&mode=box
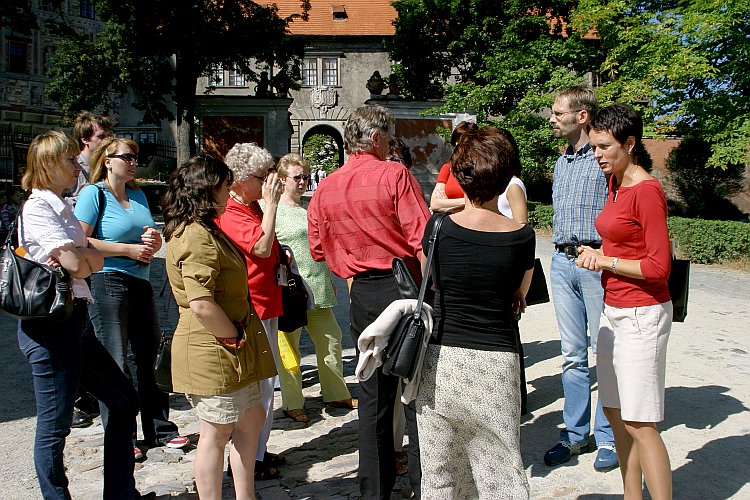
[382,215,444,379]
[392,257,419,299]
[525,258,550,306]
[0,214,73,321]
[669,258,690,322]
[278,246,309,332]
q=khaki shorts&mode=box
[597,301,672,422]
[186,382,262,424]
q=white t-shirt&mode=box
[497,176,527,219]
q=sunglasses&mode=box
[108,153,138,162]
[289,174,310,181]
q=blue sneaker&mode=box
[594,445,619,472]
[544,440,594,466]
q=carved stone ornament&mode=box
[311,86,337,116]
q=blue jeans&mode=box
[550,251,614,447]
[18,301,140,500]
[88,272,178,445]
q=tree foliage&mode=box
[46,0,309,164]
[303,134,340,174]
[388,0,600,192]
[572,0,750,169]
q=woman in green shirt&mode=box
[274,154,356,422]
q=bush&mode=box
[528,203,750,264]
[303,134,340,174]
[668,217,750,264]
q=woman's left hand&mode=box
[576,245,603,272]
[512,288,527,314]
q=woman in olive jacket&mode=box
[162,154,276,500]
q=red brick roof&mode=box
[272,1,396,36]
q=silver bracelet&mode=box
[611,257,619,274]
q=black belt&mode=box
[555,241,601,259]
[353,268,394,280]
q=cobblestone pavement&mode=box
[1,233,749,499]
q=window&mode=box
[139,132,156,144]
[228,68,245,87]
[208,66,224,86]
[303,58,317,86]
[303,56,339,87]
[321,58,338,86]
[332,5,347,20]
[7,39,30,74]
[80,0,95,19]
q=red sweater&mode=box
[595,178,671,307]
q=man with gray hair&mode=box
[308,105,429,499]
[545,85,618,472]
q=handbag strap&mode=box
[413,215,446,319]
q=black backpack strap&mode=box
[90,184,106,238]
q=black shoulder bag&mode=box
[0,211,73,321]
[382,215,445,379]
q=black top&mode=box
[423,213,536,352]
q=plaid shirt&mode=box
[552,143,608,246]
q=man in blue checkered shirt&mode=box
[544,86,618,473]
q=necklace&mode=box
[230,192,252,207]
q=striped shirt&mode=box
[552,143,608,246]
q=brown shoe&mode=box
[327,398,358,409]
[283,408,309,422]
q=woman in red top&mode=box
[218,143,286,480]
[577,104,672,500]
[429,121,477,213]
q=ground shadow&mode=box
[0,316,36,422]
[521,339,561,370]
[525,372,564,415]
[661,385,747,432]
[671,434,750,499]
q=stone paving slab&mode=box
[1,234,748,499]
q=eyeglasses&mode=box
[251,167,277,182]
[108,153,138,162]
[289,174,310,182]
[550,109,582,119]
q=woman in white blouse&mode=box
[17,131,145,500]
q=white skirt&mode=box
[597,301,672,422]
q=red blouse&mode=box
[436,162,465,199]
[218,198,283,320]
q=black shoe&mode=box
[71,408,93,429]
[75,392,100,417]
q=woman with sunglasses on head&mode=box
[218,142,288,480]
[74,137,187,459]
[576,104,672,500]
[17,130,146,499]
[270,153,356,423]
[162,154,276,499]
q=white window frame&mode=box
[228,68,245,87]
[302,55,340,87]
[208,66,224,86]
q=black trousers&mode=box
[350,273,421,500]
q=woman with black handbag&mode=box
[16,130,146,499]
[416,127,534,498]
[271,153,356,424]
[74,136,187,460]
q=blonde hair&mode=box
[22,130,80,191]
[89,137,140,190]
[277,153,310,177]
[223,143,275,183]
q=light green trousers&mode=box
[278,307,352,410]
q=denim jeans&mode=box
[350,274,421,500]
[88,272,178,445]
[550,251,614,447]
[18,301,140,500]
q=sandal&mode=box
[254,460,280,480]
[265,451,286,467]
[283,408,309,423]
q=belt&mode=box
[555,241,601,259]
[353,268,394,280]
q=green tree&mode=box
[303,134,339,173]
[388,0,600,192]
[46,0,310,165]
[572,0,750,170]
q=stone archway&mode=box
[302,124,344,168]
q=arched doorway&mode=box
[302,125,344,171]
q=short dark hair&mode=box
[590,103,652,169]
[451,121,478,147]
[451,126,517,204]
[72,111,115,148]
[556,86,598,116]
[161,153,234,241]
[388,138,412,169]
